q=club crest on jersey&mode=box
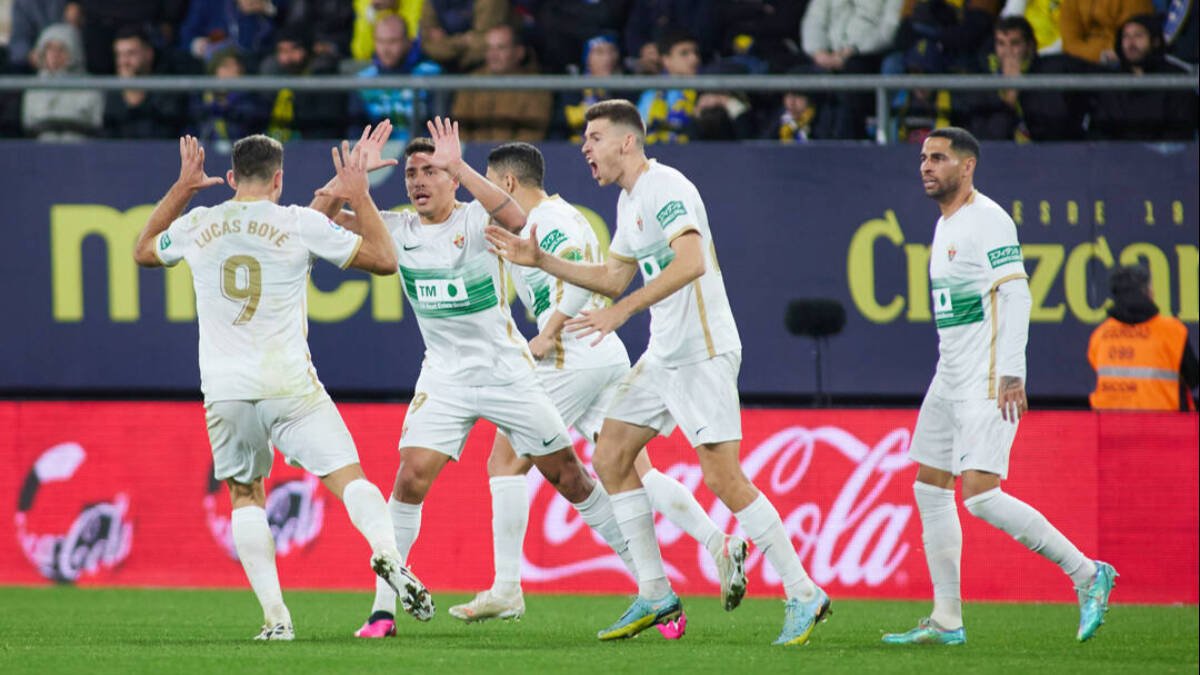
[452,232,465,249]
[947,244,957,261]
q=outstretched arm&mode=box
[485,223,638,298]
[134,135,224,267]
[425,116,526,233]
[566,232,706,345]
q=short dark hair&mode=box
[231,134,283,183]
[928,126,980,160]
[584,99,646,142]
[994,15,1036,47]
[487,142,545,188]
[657,28,698,56]
[404,137,436,157]
[114,24,153,47]
[1110,264,1151,296]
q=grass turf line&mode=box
[0,587,1195,674]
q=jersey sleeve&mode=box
[977,208,1027,288]
[464,200,490,236]
[608,224,635,263]
[531,217,591,317]
[154,214,192,267]
[295,206,363,269]
[645,174,700,243]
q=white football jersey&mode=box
[508,195,630,371]
[385,202,536,386]
[155,200,362,402]
[609,160,741,366]
[928,191,1029,400]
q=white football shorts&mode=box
[606,350,743,447]
[908,392,1019,478]
[400,370,571,460]
[206,389,359,484]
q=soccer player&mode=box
[882,127,1116,646]
[315,118,635,640]
[132,132,430,640]
[447,142,747,630]
[485,100,830,646]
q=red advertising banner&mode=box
[0,402,1195,604]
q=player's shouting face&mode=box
[405,151,458,221]
[581,118,627,187]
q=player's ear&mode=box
[273,169,283,191]
[226,169,237,189]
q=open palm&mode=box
[425,116,462,170]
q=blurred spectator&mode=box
[958,16,1092,141]
[693,91,756,139]
[190,46,269,145]
[419,0,510,72]
[351,0,422,61]
[1088,265,1198,411]
[763,86,836,142]
[712,0,806,73]
[559,34,635,142]
[76,0,187,74]
[261,26,345,141]
[1088,14,1198,140]
[1165,0,1198,65]
[349,15,441,141]
[103,25,185,139]
[8,0,77,71]
[1059,0,1153,65]
[450,23,551,141]
[280,0,354,58]
[896,0,1001,73]
[802,0,904,138]
[1001,0,1062,53]
[637,29,701,143]
[625,0,716,66]
[21,23,102,140]
[179,0,282,71]
[536,0,631,74]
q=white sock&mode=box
[964,488,1096,589]
[735,493,816,601]
[641,468,723,555]
[574,482,637,577]
[914,482,963,630]
[231,506,291,626]
[489,476,528,597]
[610,489,670,599]
[370,498,424,616]
[342,479,396,554]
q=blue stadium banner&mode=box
[1,141,1195,398]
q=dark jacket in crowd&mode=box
[961,53,1095,141]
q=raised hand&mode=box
[351,121,399,172]
[315,140,369,202]
[425,116,463,172]
[485,223,542,267]
[176,135,224,192]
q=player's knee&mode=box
[396,463,433,502]
[963,487,1001,519]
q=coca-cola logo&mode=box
[519,425,914,590]
[203,467,325,560]
[14,442,134,583]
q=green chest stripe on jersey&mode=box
[530,284,551,316]
[931,279,984,328]
[401,265,499,318]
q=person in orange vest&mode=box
[1088,265,1199,411]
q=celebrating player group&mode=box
[133,103,1116,648]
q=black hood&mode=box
[1107,289,1160,324]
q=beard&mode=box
[924,175,960,201]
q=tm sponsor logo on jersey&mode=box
[414,278,468,303]
[656,200,687,229]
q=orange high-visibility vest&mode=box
[1088,314,1195,411]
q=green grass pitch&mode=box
[0,587,1195,674]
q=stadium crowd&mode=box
[0,0,1196,143]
